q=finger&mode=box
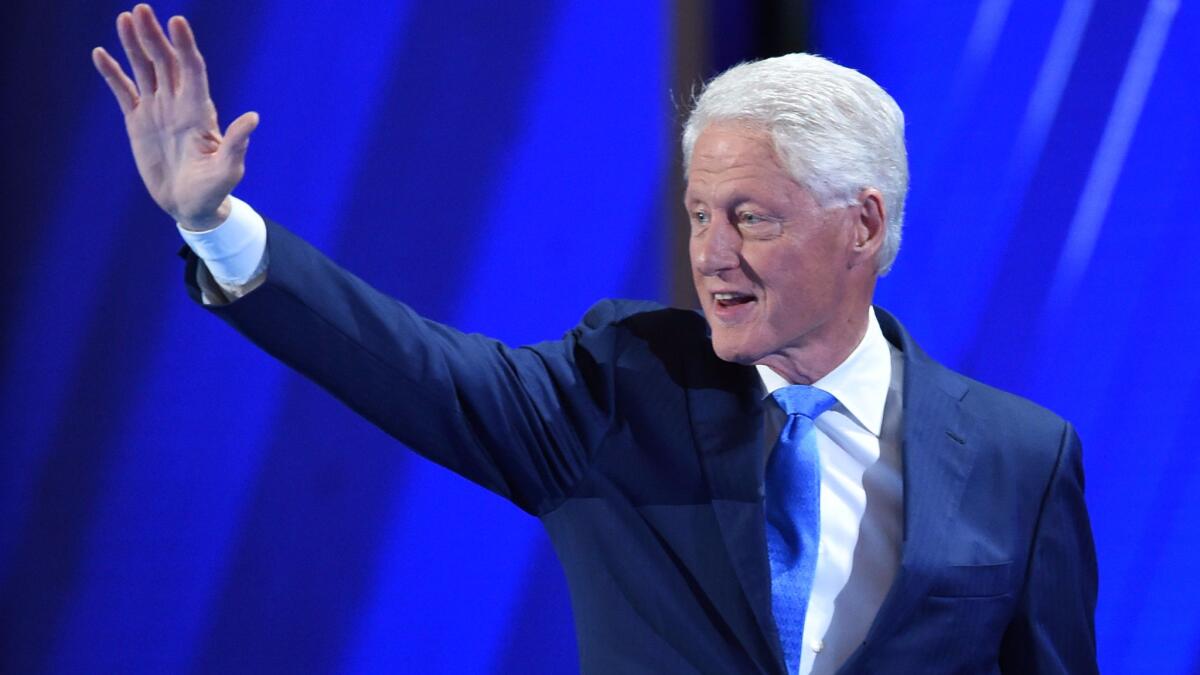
[132,4,181,94]
[167,16,210,102]
[116,11,156,94]
[221,111,260,166]
[92,47,139,115]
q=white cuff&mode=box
[176,196,267,285]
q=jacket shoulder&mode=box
[877,306,1072,446]
[568,299,712,355]
[962,375,1066,434]
[575,299,696,331]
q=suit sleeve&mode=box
[999,422,1099,673]
[181,219,620,516]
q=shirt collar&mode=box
[755,307,891,437]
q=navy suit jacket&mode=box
[184,221,1098,674]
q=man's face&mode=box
[686,123,860,368]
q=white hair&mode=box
[682,53,908,275]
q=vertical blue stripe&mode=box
[1043,0,1178,318]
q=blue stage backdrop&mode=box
[0,1,1197,673]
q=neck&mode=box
[755,306,872,385]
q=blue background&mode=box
[1,0,1197,672]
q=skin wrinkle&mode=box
[686,122,887,385]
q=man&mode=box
[94,5,1098,673]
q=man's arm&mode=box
[999,423,1099,673]
[96,7,609,514]
[179,217,615,514]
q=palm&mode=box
[127,97,227,222]
[93,5,257,229]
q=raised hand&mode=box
[92,4,258,231]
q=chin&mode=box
[709,333,761,365]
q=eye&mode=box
[689,210,710,232]
[737,211,774,229]
[736,211,782,238]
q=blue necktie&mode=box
[766,385,836,674]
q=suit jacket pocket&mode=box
[928,561,1013,599]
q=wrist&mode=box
[176,195,267,286]
[179,197,233,232]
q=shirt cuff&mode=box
[176,196,267,286]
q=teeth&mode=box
[714,292,746,301]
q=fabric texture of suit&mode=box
[182,220,1098,674]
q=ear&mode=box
[849,188,886,270]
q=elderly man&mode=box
[95,5,1097,673]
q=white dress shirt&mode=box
[178,201,905,674]
[757,308,904,675]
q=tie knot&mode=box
[771,385,837,419]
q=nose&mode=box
[692,219,741,276]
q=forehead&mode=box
[690,122,778,169]
[685,123,796,200]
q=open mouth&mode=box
[713,292,756,308]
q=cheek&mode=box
[689,261,707,292]
[759,259,834,314]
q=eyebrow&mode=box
[685,192,776,209]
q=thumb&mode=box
[221,111,260,166]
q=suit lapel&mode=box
[842,310,979,667]
[686,357,788,674]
